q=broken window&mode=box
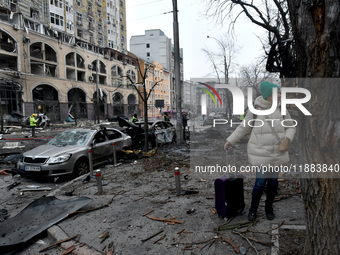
[112,92,124,115]
[93,90,107,117]
[68,88,87,119]
[90,60,106,84]
[66,52,85,81]
[30,42,57,77]
[33,85,60,120]
[111,65,123,86]
[0,78,22,115]
[30,8,39,20]
[126,70,136,83]
[0,31,17,71]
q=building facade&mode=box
[130,29,183,112]
[0,0,139,121]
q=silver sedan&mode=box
[17,127,132,177]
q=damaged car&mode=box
[17,127,132,177]
[117,117,156,150]
[136,120,176,144]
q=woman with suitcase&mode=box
[224,81,296,221]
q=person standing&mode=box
[131,113,138,124]
[163,112,169,122]
[30,113,38,137]
[182,112,188,140]
[224,81,296,221]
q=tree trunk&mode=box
[288,0,340,254]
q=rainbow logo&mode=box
[197,82,223,107]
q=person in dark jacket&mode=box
[182,112,188,140]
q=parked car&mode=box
[17,127,132,177]
[135,120,176,144]
[117,117,156,150]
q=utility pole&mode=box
[172,0,183,144]
[96,58,100,124]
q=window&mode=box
[76,13,82,22]
[51,0,63,8]
[98,24,102,32]
[66,52,85,81]
[146,43,150,48]
[147,52,150,57]
[111,65,123,86]
[120,1,123,7]
[30,8,39,19]
[30,42,57,77]
[121,25,124,31]
[98,9,102,18]
[77,29,83,38]
[50,13,64,26]
[76,0,81,6]
[65,2,72,13]
[127,70,136,83]
[108,40,115,48]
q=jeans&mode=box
[251,168,279,207]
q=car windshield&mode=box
[48,130,93,146]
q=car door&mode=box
[105,129,124,151]
[92,130,111,165]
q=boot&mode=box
[248,204,258,221]
[265,202,275,220]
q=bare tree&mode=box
[201,0,295,78]
[202,0,340,253]
[203,34,240,119]
[287,1,340,254]
[118,61,162,151]
[239,59,277,96]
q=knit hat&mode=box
[260,81,280,99]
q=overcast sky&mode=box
[126,0,265,81]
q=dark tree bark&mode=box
[288,0,340,254]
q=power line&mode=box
[127,0,165,9]
[127,11,173,23]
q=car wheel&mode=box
[73,158,89,177]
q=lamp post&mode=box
[207,36,231,120]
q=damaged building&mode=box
[0,0,139,121]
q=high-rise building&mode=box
[130,29,184,110]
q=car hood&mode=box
[118,117,144,131]
[23,144,85,157]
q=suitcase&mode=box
[214,149,245,218]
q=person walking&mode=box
[131,114,138,124]
[30,113,38,137]
[224,81,296,221]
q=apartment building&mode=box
[130,29,184,111]
[0,0,139,121]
